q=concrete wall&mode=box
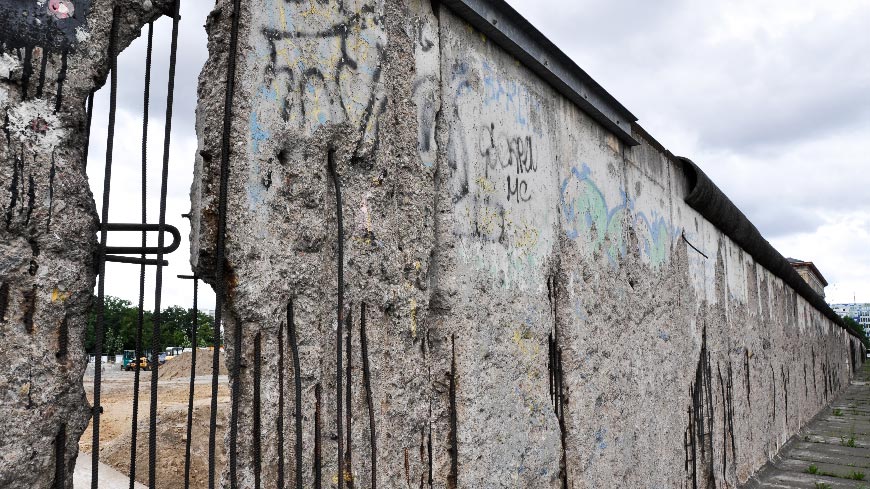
[0,0,169,487]
[190,0,865,487]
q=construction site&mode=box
[78,351,228,487]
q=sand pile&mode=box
[158,350,228,380]
[81,357,230,489]
[100,401,228,488]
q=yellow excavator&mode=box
[121,350,152,371]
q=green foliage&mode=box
[159,305,217,350]
[807,465,820,475]
[833,408,843,417]
[843,316,870,348]
[814,484,831,489]
[86,296,217,355]
[849,471,866,481]
[841,435,857,448]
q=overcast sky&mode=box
[504,0,870,304]
[86,0,213,312]
[88,0,870,312]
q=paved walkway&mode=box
[747,361,870,488]
[73,453,147,489]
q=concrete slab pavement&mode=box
[73,453,146,489]
[746,362,870,489]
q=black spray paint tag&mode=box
[0,0,90,50]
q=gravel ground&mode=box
[80,356,229,488]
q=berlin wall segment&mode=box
[0,0,173,486]
[188,1,862,489]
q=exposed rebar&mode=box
[128,21,153,489]
[90,8,121,487]
[208,0,244,484]
[328,148,345,489]
[183,275,199,489]
[288,300,303,489]
[149,1,182,486]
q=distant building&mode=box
[831,303,870,337]
[787,258,828,298]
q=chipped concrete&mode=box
[6,99,67,151]
[190,1,865,489]
[0,52,21,80]
[0,0,172,486]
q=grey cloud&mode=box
[85,0,213,310]
[508,0,870,302]
[699,136,870,222]
[741,203,825,239]
[508,0,870,153]
[113,0,210,140]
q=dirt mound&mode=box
[158,350,228,380]
[81,356,230,488]
[100,401,228,488]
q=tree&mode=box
[157,306,217,349]
[86,295,136,356]
[85,296,217,354]
[193,310,218,347]
[158,306,191,350]
[843,316,869,348]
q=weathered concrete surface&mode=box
[745,362,870,488]
[0,0,169,486]
[189,1,865,488]
[192,0,437,487]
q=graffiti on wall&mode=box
[448,58,547,204]
[253,0,387,150]
[560,164,627,263]
[476,123,539,203]
[481,61,542,134]
[446,53,680,288]
[411,0,440,169]
[560,164,678,267]
[445,55,555,288]
[453,122,549,287]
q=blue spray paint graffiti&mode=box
[636,212,674,267]
[594,427,609,451]
[250,111,270,154]
[451,61,473,97]
[560,164,629,263]
[480,61,544,134]
[561,164,678,267]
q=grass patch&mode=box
[815,483,832,489]
[833,408,843,416]
[808,465,867,481]
[841,435,857,447]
